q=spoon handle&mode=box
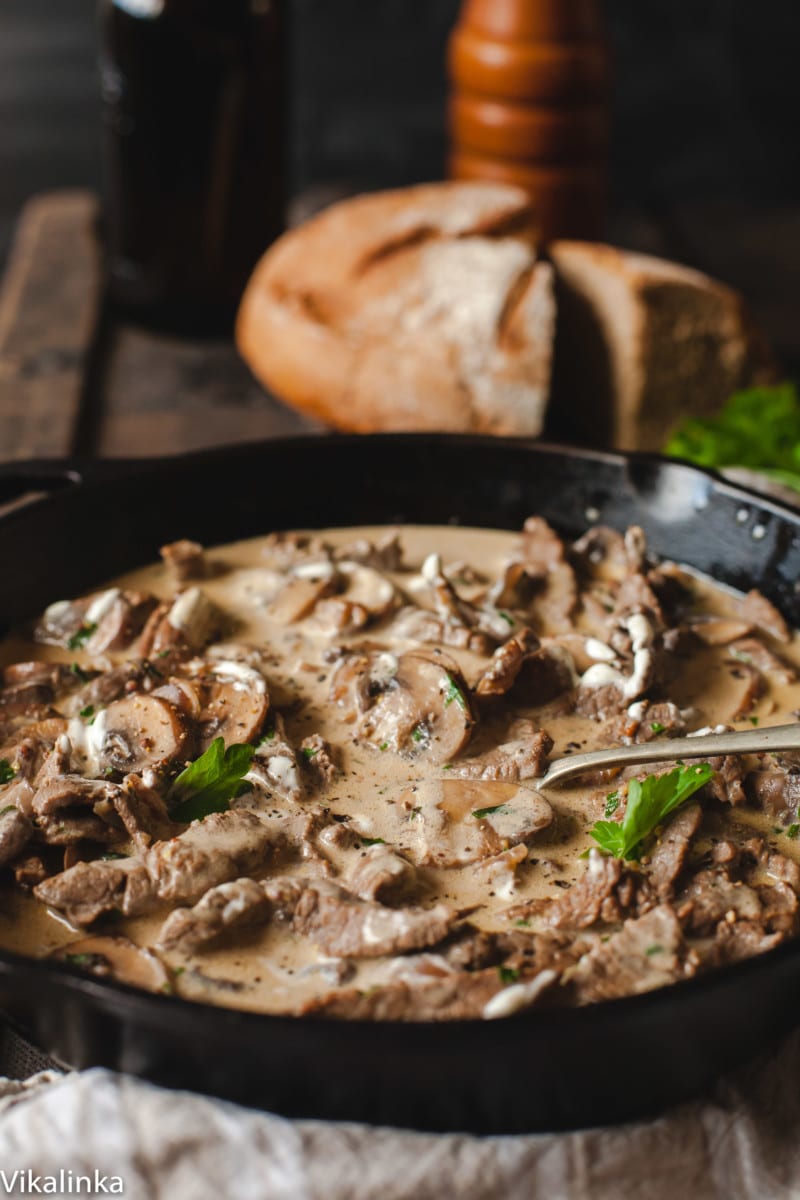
[538,722,800,789]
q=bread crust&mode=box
[236,182,556,436]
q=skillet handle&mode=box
[0,458,140,507]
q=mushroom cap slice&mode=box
[196,661,270,751]
[386,779,554,868]
[359,651,476,765]
[53,935,169,992]
[90,695,191,775]
[337,561,396,619]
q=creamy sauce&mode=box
[0,524,799,1017]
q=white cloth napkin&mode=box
[0,1026,798,1200]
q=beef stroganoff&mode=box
[0,520,798,1021]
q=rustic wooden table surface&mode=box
[0,191,318,463]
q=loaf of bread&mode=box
[236,181,773,448]
[548,241,775,451]
[236,182,556,435]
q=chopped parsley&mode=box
[443,673,468,712]
[750,716,760,726]
[79,705,95,720]
[301,746,318,760]
[169,738,255,823]
[0,805,16,816]
[379,742,389,752]
[101,851,127,861]
[603,791,620,818]
[259,727,276,746]
[411,726,425,744]
[514,919,531,928]
[589,763,714,862]
[498,611,514,626]
[787,824,800,840]
[472,803,509,820]
[645,945,664,957]
[650,722,666,735]
[65,953,93,967]
[360,837,386,847]
[67,622,97,651]
[498,966,520,985]
[70,662,90,683]
[0,761,16,786]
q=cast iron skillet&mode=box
[0,435,799,1135]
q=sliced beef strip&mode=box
[87,591,158,655]
[607,701,687,746]
[569,905,690,1005]
[547,853,633,930]
[347,845,418,904]
[728,637,796,684]
[704,919,784,967]
[473,629,540,698]
[448,722,552,782]
[110,774,175,851]
[32,774,117,817]
[333,531,403,571]
[75,662,145,709]
[35,811,124,847]
[705,755,748,807]
[34,858,154,925]
[514,518,578,634]
[263,877,458,959]
[298,966,509,1022]
[572,684,631,721]
[677,869,763,935]
[157,877,270,953]
[144,810,281,904]
[299,734,338,787]
[739,589,791,644]
[0,808,33,868]
[515,645,577,707]
[746,768,800,824]
[645,804,701,901]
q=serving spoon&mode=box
[536,722,800,789]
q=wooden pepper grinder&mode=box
[447,0,610,240]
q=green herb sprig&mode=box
[169,738,255,823]
[589,763,713,862]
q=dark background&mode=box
[3,0,800,366]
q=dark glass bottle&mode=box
[98,0,286,336]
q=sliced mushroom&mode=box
[337,561,396,619]
[388,778,553,868]
[71,694,191,776]
[52,935,169,992]
[194,660,269,751]
[86,589,158,654]
[357,651,476,765]
[160,539,207,584]
[267,560,340,624]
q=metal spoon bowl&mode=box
[536,722,800,789]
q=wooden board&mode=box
[0,190,318,462]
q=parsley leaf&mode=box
[589,763,713,862]
[70,662,90,683]
[169,738,255,823]
[472,803,509,820]
[301,746,318,760]
[360,836,386,847]
[0,760,15,786]
[498,965,520,985]
[650,722,665,734]
[665,383,800,492]
[67,622,97,651]
[603,790,620,818]
[443,673,468,712]
[79,704,95,720]
[787,824,800,840]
